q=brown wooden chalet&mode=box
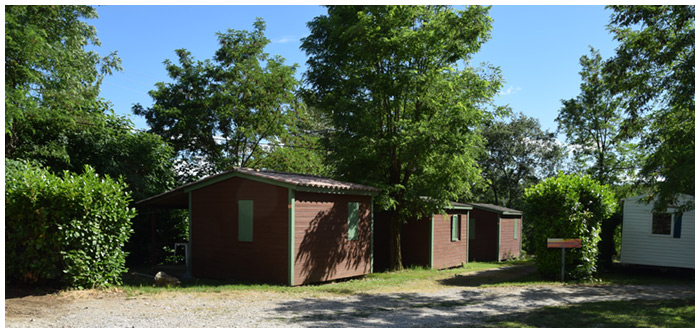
[374,201,473,271]
[137,167,381,286]
[467,203,523,262]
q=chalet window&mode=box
[469,218,476,240]
[238,200,254,242]
[348,202,359,240]
[451,215,460,242]
[651,213,672,235]
[514,219,519,240]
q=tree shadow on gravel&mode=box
[271,290,496,328]
[439,264,540,287]
[270,277,695,327]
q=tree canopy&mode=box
[133,18,308,181]
[557,47,637,186]
[301,5,503,270]
[604,5,694,212]
[5,5,121,157]
[475,112,565,210]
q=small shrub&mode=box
[5,159,136,288]
[523,172,616,281]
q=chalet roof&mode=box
[136,167,381,209]
[235,168,381,193]
[468,202,522,216]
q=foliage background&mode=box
[523,173,617,280]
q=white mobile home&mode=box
[620,194,694,269]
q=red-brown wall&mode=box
[468,208,499,262]
[499,217,521,260]
[468,208,522,262]
[400,216,431,268]
[433,212,468,269]
[293,191,372,286]
[190,177,288,284]
[382,211,467,270]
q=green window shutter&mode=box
[238,200,253,242]
[451,215,459,241]
[348,202,359,240]
[514,219,519,239]
[469,218,476,240]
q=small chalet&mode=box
[467,203,523,262]
[137,167,381,286]
[620,194,694,269]
[374,202,472,271]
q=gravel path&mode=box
[5,283,694,328]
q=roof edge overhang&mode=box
[446,202,473,211]
[136,169,381,209]
[468,203,522,216]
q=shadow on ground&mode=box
[439,264,540,287]
[269,263,695,328]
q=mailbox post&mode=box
[547,238,582,281]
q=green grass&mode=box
[118,258,693,297]
[119,260,519,296]
[480,298,695,328]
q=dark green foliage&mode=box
[5,5,121,156]
[5,159,136,288]
[473,112,565,210]
[523,173,617,281]
[597,211,622,271]
[12,113,176,202]
[604,5,694,212]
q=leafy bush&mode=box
[523,172,617,281]
[5,159,136,288]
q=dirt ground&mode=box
[4,266,695,328]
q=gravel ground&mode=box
[5,283,694,328]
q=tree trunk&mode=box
[388,209,403,271]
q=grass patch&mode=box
[480,298,695,328]
[119,261,515,296]
[116,259,693,297]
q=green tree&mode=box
[474,112,566,210]
[301,5,502,270]
[556,47,636,186]
[254,104,331,176]
[5,5,121,157]
[523,173,617,281]
[133,18,303,181]
[604,5,694,212]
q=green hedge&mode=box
[523,172,617,281]
[5,159,136,288]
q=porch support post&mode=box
[151,210,157,267]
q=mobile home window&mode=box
[348,202,359,240]
[238,200,254,242]
[651,213,671,235]
[451,215,460,242]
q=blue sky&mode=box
[88,4,619,136]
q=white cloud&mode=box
[500,85,522,96]
[273,35,296,44]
